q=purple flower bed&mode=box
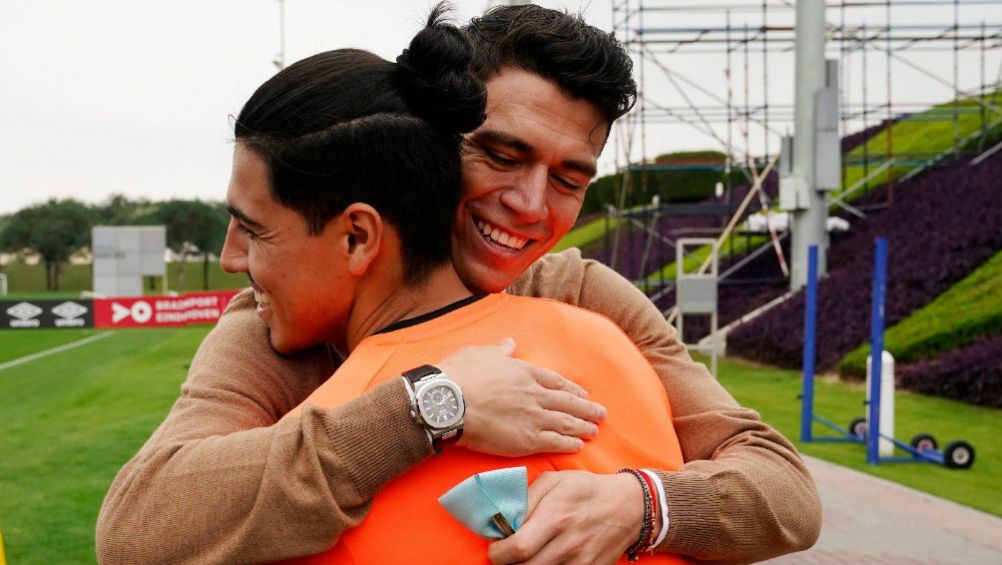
[579,122,896,346]
[583,173,780,280]
[651,237,793,343]
[669,282,790,344]
[583,121,887,283]
[728,151,1002,372]
[897,333,1002,408]
[585,120,889,284]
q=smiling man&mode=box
[97,5,820,565]
[452,69,603,292]
[222,193,359,356]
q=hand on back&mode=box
[438,338,607,456]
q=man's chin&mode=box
[263,324,299,357]
[264,323,341,357]
[457,259,519,293]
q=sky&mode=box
[2,0,1000,215]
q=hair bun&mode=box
[396,3,486,133]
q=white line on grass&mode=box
[0,331,114,372]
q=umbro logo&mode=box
[52,301,89,327]
[53,301,88,320]
[6,302,42,328]
[2,299,95,329]
[7,302,42,320]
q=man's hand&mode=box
[438,339,606,456]
[487,470,649,565]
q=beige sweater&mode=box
[96,249,820,565]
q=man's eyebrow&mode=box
[470,129,533,154]
[561,159,597,179]
[226,205,264,229]
[471,129,597,178]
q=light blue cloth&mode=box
[438,466,528,539]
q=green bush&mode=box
[839,249,1002,378]
[581,150,744,216]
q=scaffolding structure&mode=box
[605,0,1002,321]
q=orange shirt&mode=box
[280,294,689,565]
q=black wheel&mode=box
[943,441,975,469]
[910,433,938,452]
[849,417,867,439]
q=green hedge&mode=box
[581,150,745,216]
[0,261,246,297]
[839,249,1002,378]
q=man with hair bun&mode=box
[97,5,820,565]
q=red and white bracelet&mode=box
[618,468,659,561]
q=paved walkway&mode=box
[764,456,1002,565]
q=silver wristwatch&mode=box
[402,364,465,454]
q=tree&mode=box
[95,194,157,225]
[142,200,228,291]
[0,214,9,271]
[0,199,95,291]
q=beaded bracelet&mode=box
[618,468,655,561]
[637,470,660,550]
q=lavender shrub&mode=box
[728,151,1002,371]
[898,333,1002,408]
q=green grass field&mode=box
[0,327,210,564]
[840,249,1002,377]
[713,357,1002,518]
[1,329,999,564]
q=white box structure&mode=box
[675,238,720,377]
[93,226,167,297]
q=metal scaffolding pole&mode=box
[863,24,871,190]
[762,0,771,159]
[608,0,1001,303]
[887,0,895,206]
[954,0,962,157]
[790,0,830,289]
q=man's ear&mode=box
[342,202,383,276]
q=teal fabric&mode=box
[438,466,528,539]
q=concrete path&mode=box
[764,456,1002,564]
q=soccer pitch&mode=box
[0,327,212,564]
[2,326,1000,564]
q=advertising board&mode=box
[0,291,241,330]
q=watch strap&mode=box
[403,364,463,455]
[433,427,463,454]
[403,364,442,385]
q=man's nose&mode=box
[500,166,548,223]
[219,219,248,274]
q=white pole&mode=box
[0,273,7,296]
[274,0,286,71]
[867,350,896,457]
[790,0,829,290]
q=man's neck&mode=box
[344,264,474,351]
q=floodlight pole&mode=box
[274,0,286,71]
[789,0,829,290]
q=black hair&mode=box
[464,4,636,126]
[234,3,485,285]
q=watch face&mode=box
[419,382,462,429]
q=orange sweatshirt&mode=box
[280,294,689,565]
